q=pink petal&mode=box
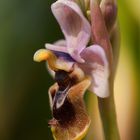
[79,45,110,98]
[45,43,67,53]
[51,0,91,63]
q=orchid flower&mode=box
[33,0,115,139]
[34,0,110,98]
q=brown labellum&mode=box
[48,70,91,140]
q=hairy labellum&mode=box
[53,97,76,127]
[48,70,91,140]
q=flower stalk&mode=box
[98,77,120,140]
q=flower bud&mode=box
[100,0,117,32]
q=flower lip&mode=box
[53,95,76,127]
[50,70,78,126]
[51,69,86,123]
[48,77,91,140]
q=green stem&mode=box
[97,77,120,140]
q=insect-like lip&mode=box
[48,75,91,140]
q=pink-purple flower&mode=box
[44,0,110,98]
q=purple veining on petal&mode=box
[53,51,76,62]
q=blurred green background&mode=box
[0,0,139,140]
